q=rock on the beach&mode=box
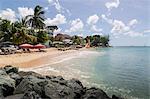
[0,69,16,97]
[67,78,85,98]
[14,75,47,97]
[18,71,43,78]
[0,65,123,99]
[22,91,42,99]
[44,80,75,99]
[4,65,18,74]
[8,72,23,86]
[0,69,7,75]
[4,94,24,99]
[44,77,85,99]
[82,87,111,99]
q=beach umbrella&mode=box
[34,44,46,49]
[19,44,33,48]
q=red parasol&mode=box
[19,44,33,49]
[33,44,46,49]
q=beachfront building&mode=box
[45,26,58,47]
[62,39,73,47]
[53,33,73,47]
[54,33,71,41]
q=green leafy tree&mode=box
[72,35,82,45]
[91,35,101,46]
[0,19,13,42]
[100,35,109,47]
[85,35,109,47]
[12,28,37,45]
[27,5,45,29]
[36,31,49,44]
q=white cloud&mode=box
[0,8,16,22]
[111,20,130,35]
[44,14,66,26]
[143,29,150,33]
[65,18,84,33]
[78,33,84,37]
[128,19,138,26]
[18,7,34,18]
[47,0,70,14]
[101,14,142,37]
[87,14,102,35]
[54,0,61,12]
[44,7,49,11]
[91,25,102,33]
[47,0,63,12]
[101,14,113,24]
[48,0,53,4]
[92,33,103,36]
[87,14,99,25]
[53,28,62,36]
[124,31,143,37]
[110,20,144,37]
[105,0,120,10]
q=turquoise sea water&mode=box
[49,47,150,99]
[89,47,150,99]
[31,47,150,99]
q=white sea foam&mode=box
[39,50,104,66]
[21,66,60,73]
[83,82,140,99]
[80,75,90,79]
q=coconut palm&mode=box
[27,5,45,29]
[12,28,37,45]
[0,19,13,42]
[11,18,37,45]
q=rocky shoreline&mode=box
[0,65,123,99]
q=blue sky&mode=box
[0,0,150,46]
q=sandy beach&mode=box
[0,48,89,80]
[0,48,76,68]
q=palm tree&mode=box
[11,18,37,45]
[0,19,13,42]
[27,5,45,29]
[12,28,37,45]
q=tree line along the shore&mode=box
[0,5,109,47]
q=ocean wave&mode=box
[84,82,141,99]
[20,66,60,73]
[78,50,104,56]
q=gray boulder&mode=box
[44,80,75,99]
[4,65,18,74]
[0,69,7,75]
[21,91,42,99]
[18,71,43,78]
[82,87,111,99]
[0,66,123,99]
[0,69,15,97]
[46,76,67,85]
[67,79,85,99]
[44,77,85,99]
[8,73,23,86]
[4,94,24,99]
[14,75,47,98]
